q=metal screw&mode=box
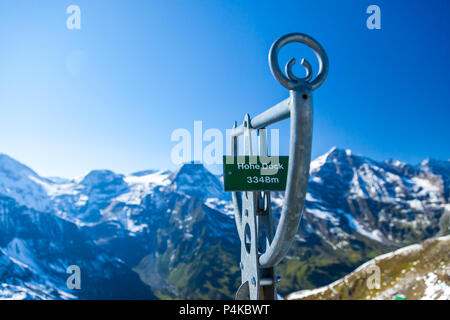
[251,277,256,286]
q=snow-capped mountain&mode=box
[0,194,156,299]
[0,148,448,299]
[295,147,448,247]
[168,162,229,201]
[0,154,52,212]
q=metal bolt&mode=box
[251,277,256,286]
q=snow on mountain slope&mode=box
[285,147,450,248]
[0,156,174,227]
[4,147,445,246]
[0,148,448,299]
[1,148,448,248]
[168,163,228,201]
[287,235,449,300]
[0,154,52,212]
[117,170,171,205]
[0,193,158,300]
[3,238,41,273]
[0,245,76,300]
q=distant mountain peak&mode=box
[310,147,353,173]
[74,170,130,199]
[0,153,40,179]
[169,162,226,200]
[0,154,51,212]
[385,158,407,168]
[170,162,210,178]
[79,170,124,186]
[130,169,159,177]
[420,157,450,168]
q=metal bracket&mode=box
[234,117,277,300]
[231,33,329,300]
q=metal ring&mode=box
[269,33,329,90]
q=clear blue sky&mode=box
[0,0,449,178]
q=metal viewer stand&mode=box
[227,33,329,300]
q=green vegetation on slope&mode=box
[287,235,449,300]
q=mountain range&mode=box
[0,147,448,299]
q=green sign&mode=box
[223,156,289,191]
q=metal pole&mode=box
[231,32,329,299]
